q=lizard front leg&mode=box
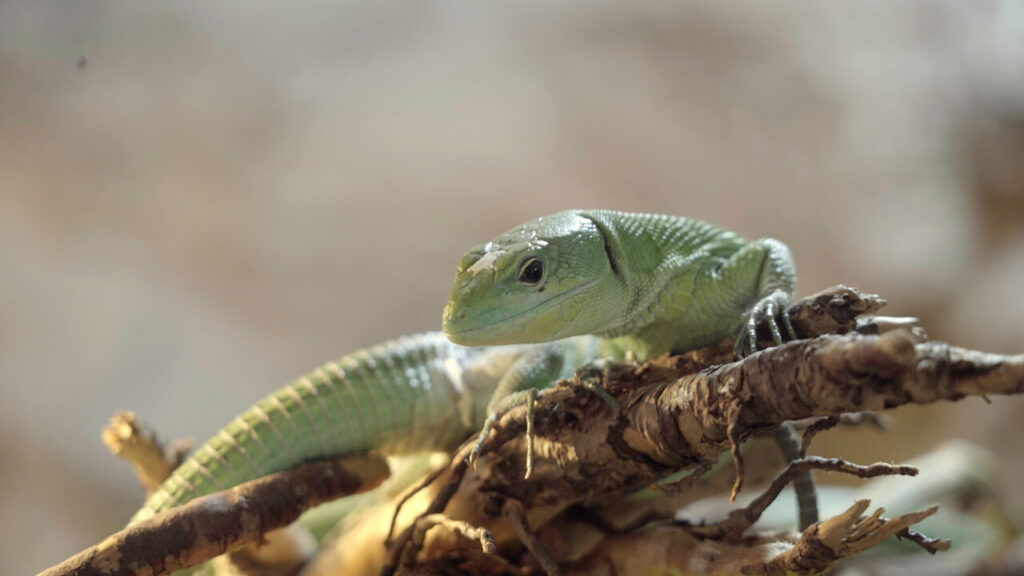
[467,346,566,478]
[717,238,798,356]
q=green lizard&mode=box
[443,209,814,527]
[130,209,812,530]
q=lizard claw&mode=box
[467,414,497,470]
[523,389,537,478]
[468,389,540,478]
[577,362,622,417]
[734,290,796,358]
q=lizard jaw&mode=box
[444,278,600,346]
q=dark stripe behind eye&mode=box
[597,223,621,277]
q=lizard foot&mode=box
[466,414,497,471]
[734,289,797,358]
[575,362,622,417]
[468,367,622,480]
[467,389,540,478]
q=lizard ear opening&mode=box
[585,214,622,278]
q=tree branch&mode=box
[469,319,1022,512]
[36,456,389,576]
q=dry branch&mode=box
[37,455,389,576]
[468,311,1022,512]
[741,500,946,575]
[102,412,321,576]
[101,411,190,495]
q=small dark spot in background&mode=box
[77,56,87,70]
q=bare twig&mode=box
[101,411,189,494]
[36,455,389,576]
[385,455,452,546]
[504,499,562,576]
[841,504,944,555]
[897,526,952,554]
[798,412,890,454]
[397,510,493,569]
[408,514,495,559]
[801,416,841,451]
[742,500,943,575]
[727,406,745,502]
[683,457,917,541]
[382,450,472,576]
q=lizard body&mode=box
[131,333,597,522]
[131,209,806,528]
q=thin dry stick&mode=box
[801,416,841,452]
[408,514,496,559]
[684,457,918,541]
[727,405,745,502]
[381,451,472,576]
[101,411,189,494]
[385,455,452,545]
[504,499,562,576]
[897,527,952,554]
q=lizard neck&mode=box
[579,210,745,359]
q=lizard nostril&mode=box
[459,312,466,320]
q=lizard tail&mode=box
[772,422,819,530]
[129,332,469,524]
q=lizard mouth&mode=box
[444,278,598,343]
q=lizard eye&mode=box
[518,258,544,285]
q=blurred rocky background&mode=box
[2,1,1023,574]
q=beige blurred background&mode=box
[3,1,1024,573]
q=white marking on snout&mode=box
[466,250,504,275]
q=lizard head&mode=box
[443,210,623,346]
